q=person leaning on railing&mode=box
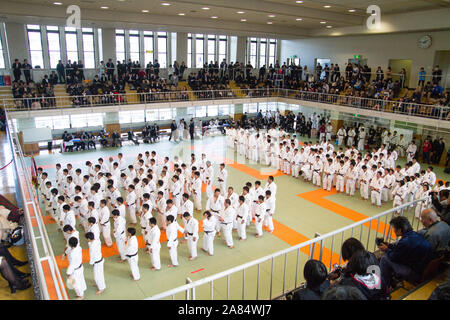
[289,259,330,300]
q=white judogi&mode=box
[170,180,183,208]
[254,201,266,237]
[125,235,140,280]
[358,130,366,151]
[370,176,385,206]
[192,177,202,210]
[99,206,112,246]
[217,168,228,196]
[323,161,335,191]
[166,221,182,266]
[347,129,356,147]
[185,217,199,259]
[359,170,372,200]
[337,128,346,146]
[202,216,217,256]
[264,196,276,232]
[66,245,87,298]
[113,216,127,260]
[336,165,346,192]
[345,166,358,196]
[204,165,214,199]
[312,159,323,187]
[406,143,417,162]
[219,206,235,247]
[126,191,137,224]
[147,225,161,270]
[88,239,106,291]
[206,195,225,232]
[236,202,249,240]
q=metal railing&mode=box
[147,198,426,300]
[4,88,449,122]
[5,112,68,300]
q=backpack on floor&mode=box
[9,227,24,246]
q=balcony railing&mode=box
[4,88,449,121]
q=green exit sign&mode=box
[353,114,359,117]
[354,55,361,59]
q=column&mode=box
[176,32,187,64]
[5,22,29,64]
[234,103,243,121]
[236,36,246,64]
[101,28,116,62]
[104,111,121,133]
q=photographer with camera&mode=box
[378,216,434,291]
[327,238,386,300]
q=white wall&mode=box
[280,30,450,88]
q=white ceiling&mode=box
[1,0,450,38]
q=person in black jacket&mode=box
[378,216,434,290]
[292,259,330,300]
[12,59,22,82]
[189,119,195,140]
[339,250,387,300]
[169,120,177,141]
[57,60,65,83]
[22,59,32,83]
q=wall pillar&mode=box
[176,32,187,65]
[101,28,116,63]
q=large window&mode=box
[218,35,227,63]
[207,105,218,117]
[195,106,207,117]
[259,39,267,67]
[143,31,154,65]
[119,110,145,124]
[157,32,167,68]
[195,34,204,68]
[65,27,79,63]
[27,25,44,68]
[249,38,257,67]
[269,39,276,66]
[207,35,216,64]
[46,26,61,69]
[0,33,4,69]
[129,30,140,63]
[159,108,175,120]
[115,29,126,62]
[187,33,192,68]
[35,115,70,130]
[82,28,95,68]
[70,113,103,128]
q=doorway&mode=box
[388,59,412,88]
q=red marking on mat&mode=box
[191,268,204,274]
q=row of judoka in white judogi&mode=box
[36,149,278,298]
[227,126,441,218]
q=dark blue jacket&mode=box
[386,230,434,274]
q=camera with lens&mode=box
[327,263,343,281]
[375,237,385,246]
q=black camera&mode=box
[327,263,343,280]
[375,237,385,246]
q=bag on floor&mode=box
[9,227,24,246]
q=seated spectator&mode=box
[378,216,434,290]
[292,259,330,300]
[418,208,450,253]
[321,284,367,300]
[339,250,387,300]
[431,189,450,225]
[0,256,31,293]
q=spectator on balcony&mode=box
[292,259,330,300]
[22,59,32,83]
[432,65,442,85]
[377,216,434,290]
[12,59,22,82]
[422,138,432,164]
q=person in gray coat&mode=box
[418,208,450,253]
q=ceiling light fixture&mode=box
[142,10,149,13]
[101,6,109,9]
[326,25,332,28]
[211,16,218,19]
[320,21,327,24]
[296,18,302,21]
[202,7,210,10]
[240,19,247,22]
[237,11,245,14]
[296,1,303,3]
[268,14,276,18]
[348,9,356,12]
[324,5,331,8]
[161,2,171,6]
[53,2,63,5]
[267,21,273,24]
[178,13,185,16]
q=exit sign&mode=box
[354,55,361,59]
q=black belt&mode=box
[237,215,243,219]
[128,203,135,206]
[221,222,231,225]
[187,232,193,236]
[211,209,219,213]
[266,209,270,212]
[314,170,320,172]
[74,263,83,271]
[126,252,138,258]
[101,221,109,226]
[255,214,260,217]
[94,258,103,264]
[337,174,344,176]
[204,230,214,234]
